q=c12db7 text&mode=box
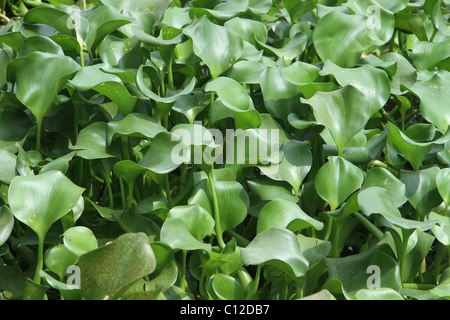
[180,304,270,317]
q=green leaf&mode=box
[355,288,404,300]
[320,60,391,116]
[101,0,172,21]
[394,13,428,41]
[241,228,309,279]
[23,6,76,37]
[206,274,245,300]
[0,205,14,247]
[258,140,312,194]
[358,187,436,231]
[44,244,78,279]
[325,244,401,300]
[403,72,450,132]
[160,218,212,253]
[313,9,383,68]
[401,167,443,219]
[83,4,132,54]
[0,150,16,184]
[315,156,364,211]
[257,199,323,234]
[139,131,190,175]
[15,52,80,125]
[183,15,243,79]
[63,226,98,257]
[301,85,371,156]
[106,113,166,145]
[8,171,84,239]
[361,167,406,207]
[78,232,156,300]
[189,180,250,233]
[260,66,303,121]
[70,122,116,160]
[69,65,137,115]
[436,168,450,205]
[166,204,215,241]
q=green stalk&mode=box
[324,216,333,242]
[34,236,44,284]
[167,58,174,91]
[35,119,42,153]
[119,177,127,210]
[209,166,225,249]
[103,170,114,208]
[402,283,435,290]
[295,278,304,299]
[332,219,343,257]
[353,212,384,241]
[179,250,188,291]
[164,174,173,208]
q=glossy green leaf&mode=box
[355,288,404,300]
[313,10,383,68]
[301,85,371,156]
[183,15,243,79]
[0,150,16,184]
[361,167,406,207]
[403,72,450,131]
[320,60,391,116]
[358,187,436,231]
[63,226,98,257]
[70,122,116,160]
[326,244,401,300]
[241,228,309,279]
[139,131,190,175]
[315,156,364,211]
[436,168,450,205]
[260,66,303,121]
[206,274,245,300]
[166,204,215,241]
[69,65,137,115]
[23,6,76,37]
[83,4,132,54]
[257,199,323,234]
[79,232,156,300]
[106,113,166,145]
[44,244,78,279]
[160,218,212,253]
[258,140,312,194]
[401,167,443,218]
[101,0,171,21]
[0,206,14,247]
[15,52,80,125]
[8,171,84,240]
[189,179,250,233]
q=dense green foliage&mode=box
[0,0,449,300]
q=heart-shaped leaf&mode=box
[315,156,364,211]
[241,228,309,279]
[301,85,371,156]
[63,226,98,257]
[78,232,156,300]
[8,170,84,239]
[257,199,323,234]
[183,15,243,79]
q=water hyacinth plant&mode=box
[0,0,449,301]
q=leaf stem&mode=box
[34,236,44,284]
[353,212,384,241]
[35,119,42,153]
[209,166,225,249]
